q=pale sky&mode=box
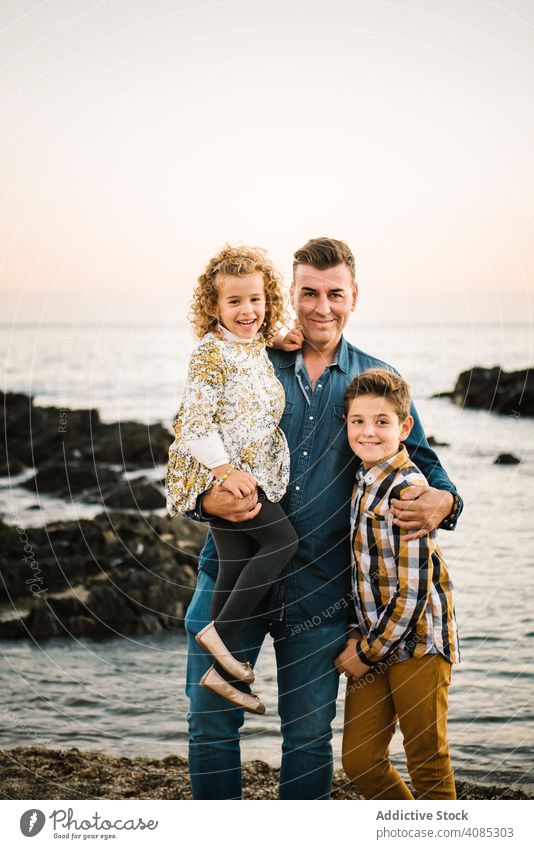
[1,0,533,325]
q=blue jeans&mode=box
[185,569,347,799]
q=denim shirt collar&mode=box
[279,335,350,374]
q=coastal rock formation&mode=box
[0,512,206,640]
[0,748,530,801]
[0,391,172,481]
[447,367,534,416]
[494,453,521,465]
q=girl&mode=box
[165,245,298,715]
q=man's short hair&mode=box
[344,368,411,420]
[293,237,356,284]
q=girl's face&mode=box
[216,272,266,339]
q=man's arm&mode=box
[390,400,463,538]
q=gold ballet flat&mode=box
[199,666,266,715]
[195,621,255,683]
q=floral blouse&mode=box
[165,331,290,515]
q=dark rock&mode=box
[102,480,165,510]
[1,391,172,476]
[92,421,172,467]
[449,367,534,416]
[23,459,123,497]
[0,511,205,639]
[427,435,450,447]
[0,457,27,476]
[494,453,521,465]
[25,598,62,639]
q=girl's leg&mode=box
[209,525,256,694]
[209,526,256,650]
[342,667,414,799]
[389,653,456,799]
[212,501,298,649]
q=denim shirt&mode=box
[189,336,462,628]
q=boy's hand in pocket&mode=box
[334,631,369,681]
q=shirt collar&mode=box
[278,335,350,372]
[217,323,259,345]
[356,444,410,486]
[331,335,350,374]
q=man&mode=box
[183,237,462,799]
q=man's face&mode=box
[292,263,357,351]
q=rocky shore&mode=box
[0,389,210,640]
[0,748,531,801]
[1,371,531,642]
[435,366,534,417]
[0,511,205,640]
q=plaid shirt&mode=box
[351,446,459,666]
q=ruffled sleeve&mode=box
[165,339,228,515]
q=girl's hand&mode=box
[220,469,257,498]
[272,325,304,351]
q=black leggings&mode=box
[209,500,298,656]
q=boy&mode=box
[334,368,459,800]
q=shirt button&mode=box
[303,451,308,456]
[317,383,322,388]
[309,416,314,420]
[295,485,300,491]
[305,385,309,390]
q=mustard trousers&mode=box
[342,652,456,799]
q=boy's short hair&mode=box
[344,368,411,420]
[292,237,356,285]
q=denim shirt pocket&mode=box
[328,404,347,452]
[280,400,295,428]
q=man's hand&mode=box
[272,325,304,352]
[201,484,261,523]
[389,485,453,541]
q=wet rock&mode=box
[92,421,172,467]
[449,367,534,416]
[0,511,205,640]
[427,435,450,447]
[0,391,172,477]
[494,453,521,465]
[23,459,123,497]
[101,480,165,510]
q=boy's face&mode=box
[217,272,266,339]
[346,394,413,468]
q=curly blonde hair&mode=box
[190,245,287,343]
